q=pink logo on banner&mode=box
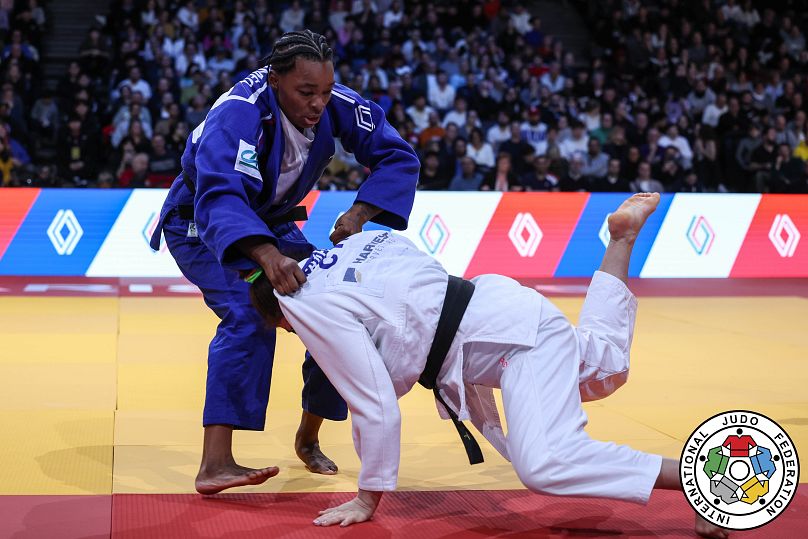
[143,211,167,252]
[686,215,715,255]
[768,214,800,258]
[419,213,450,255]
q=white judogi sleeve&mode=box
[278,296,402,491]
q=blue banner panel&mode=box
[0,189,132,275]
[302,192,390,249]
[554,193,674,277]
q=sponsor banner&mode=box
[400,192,502,277]
[555,193,674,277]
[640,194,761,278]
[0,188,40,260]
[302,191,389,249]
[0,189,131,276]
[85,189,181,277]
[731,195,808,277]
[465,192,588,278]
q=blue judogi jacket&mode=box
[150,67,419,269]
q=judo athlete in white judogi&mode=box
[245,193,727,539]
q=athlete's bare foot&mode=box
[296,440,338,475]
[195,463,279,495]
[695,514,729,539]
[607,192,661,243]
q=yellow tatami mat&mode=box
[1,294,806,496]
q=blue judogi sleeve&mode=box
[328,85,419,230]
[191,101,275,270]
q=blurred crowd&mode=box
[1,0,807,193]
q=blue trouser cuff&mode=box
[302,352,348,421]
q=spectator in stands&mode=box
[207,47,235,81]
[582,138,609,180]
[520,106,548,155]
[693,126,722,190]
[417,151,446,190]
[632,162,665,193]
[702,93,728,128]
[30,91,58,143]
[280,0,305,34]
[591,158,630,192]
[735,123,762,192]
[658,147,686,189]
[427,70,455,116]
[486,111,511,151]
[117,66,153,101]
[482,152,520,191]
[449,156,484,191]
[540,62,565,93]
[521,155,559,191]
[148,133,180,188]
[442,97,469,130]
[185,94,210,129]
[498,121,533,173]
[112,102,152,148]
[559,152,590,192]
[771,143,806,193]
[671,171,706,193]
[58,115,97,185]
[78,27,110,78]
[177,1,200,31]
[749,126,778,192]
[0,138,17,186]
[658,125,693,170]
[559,122,589,160]
[405,94,433,134]
[114,139,135,185]
[466,127,495,171]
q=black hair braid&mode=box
[265,30,334,74]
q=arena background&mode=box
[0,0,806,537]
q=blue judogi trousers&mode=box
[162,209,348,430]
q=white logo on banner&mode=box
[508,212,542,257]
[599,213,612,248]
[47,209,83,255]
[768,214,800,258]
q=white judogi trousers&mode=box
[500,271,663,504]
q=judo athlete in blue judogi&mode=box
[150,30,419,494]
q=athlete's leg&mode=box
[576,193,658,401]
[274,221,348,474]
[164,211,278,494]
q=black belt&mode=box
[418,275,483,465]
[177,204,308,226]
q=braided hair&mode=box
[265,30,334,74]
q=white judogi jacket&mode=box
[276,231,542,491]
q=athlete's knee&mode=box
[511,453,572,496]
